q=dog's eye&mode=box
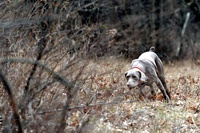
[126,75,130,79]
[132,75,137,79]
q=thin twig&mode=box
[191,116,200,131]
[21,18,51,113]
[0,57,74,89]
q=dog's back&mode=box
[137,46,164,76]
[138,47,157,64]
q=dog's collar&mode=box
[131,66,143,73]
[131,66,146,84]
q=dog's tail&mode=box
[149,46,155,52]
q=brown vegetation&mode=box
[0,0,200,132]
[1,56,200,132]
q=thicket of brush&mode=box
[0,0,200,132]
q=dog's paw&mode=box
[153,93,164,101]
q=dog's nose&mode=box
[127,83,131,88]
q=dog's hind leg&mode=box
[160,77,171,100]
[156,79,171,103]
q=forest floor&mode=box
[77,57,200,133]
[1,56,200,132]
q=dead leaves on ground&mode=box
[79,71,200,132]
[2,58,200,132]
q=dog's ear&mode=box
[139,71,148,82]
[136,71,141,80]
[125,72,128,78]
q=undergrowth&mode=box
[1,57,199,132]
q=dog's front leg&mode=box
[138,85,146,101]
[139,84,146,97]
[156,79,171,103]
[149,84,156,96]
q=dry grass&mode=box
[0,55,200,132]
[78,58,200,132]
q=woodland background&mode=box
[0,0,200,132]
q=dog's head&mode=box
[125,68,147,89]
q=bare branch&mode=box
[0,69,23,133]
[0,15,59,29]
[0,57,74,89]
[176,12,190,57]
[20,18,51,114]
